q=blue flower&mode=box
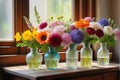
[99,19,108,26]
[70,29,84,43]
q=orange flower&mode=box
[36,30,50,45]
[75,19,89,29]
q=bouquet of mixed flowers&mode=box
[75,17,120,45]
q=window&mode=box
[29,0,72,26]
[0,0,96,66]
[0,0,14,41]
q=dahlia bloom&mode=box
[114,28,120,40]
[49,33,62,47]
[53,25,65,35]
[61,33,72,46]
[70,29,84,43]
[103,26,113,35]
[99,19,109,26]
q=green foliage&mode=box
[34,6,40,24]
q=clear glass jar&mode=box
[80,42,92,68]
[26,48,43,70]
[97,42,109,65]
[44,46,60,70]
[66,43,78,69]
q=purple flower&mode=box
[99,19,109,26]
[84,17,93,22]
[39,22,48,29]
[70,29,84,43]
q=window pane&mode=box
[29,0,72,26]
[0,0,14,41]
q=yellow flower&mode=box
[22,30,32,41]
[32,28,38,38]
[14,32,21,41]
[36,30,50,44]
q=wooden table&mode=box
[4,62,120,80]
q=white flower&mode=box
[103,26,113,35]
[90,22,103,30]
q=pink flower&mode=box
[84,17,93,22]
[53,25,65,35]
[96,29,104,38]
[114,28,120,40]
[50,21,58,27]
[86,27,95,35]
[61,33,72,47]
[39,22,48,29]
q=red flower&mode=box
[96,29,104,38]
[39,22,48,29]
[49,33,62,47]
[86,27,95,35]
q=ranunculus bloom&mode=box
[61,33,72,46]
[70,29,84,43]
[53,25,65,35]
[14,32,21,41]
[114,28,120,40]
[103,26,113,35]
[36,30,50,44]
[96,29,104,38]
[75,19,89,29]
[90,22,103,30]
[39,22,48,29]
[99,19,108,26]
[49,33,62,47]
[86,27,95,35]
[84,17,93,22]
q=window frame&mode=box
[0,0,96,66]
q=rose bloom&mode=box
[96,29,104,38]
[90,22,103,30]
[103,26,113,35]
[114,28,120,40]
[86,27,95,35]
[84,17,93,22]
[75,19,89,29]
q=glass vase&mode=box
[44,46,60,70]
[97,42,109,65]
[26,48,43,70]
[80,42,92,68]
[66,43,78,69]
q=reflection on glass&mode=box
[29,0,72,26]
[0,0,13,41]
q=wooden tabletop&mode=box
[4,62,119,80]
